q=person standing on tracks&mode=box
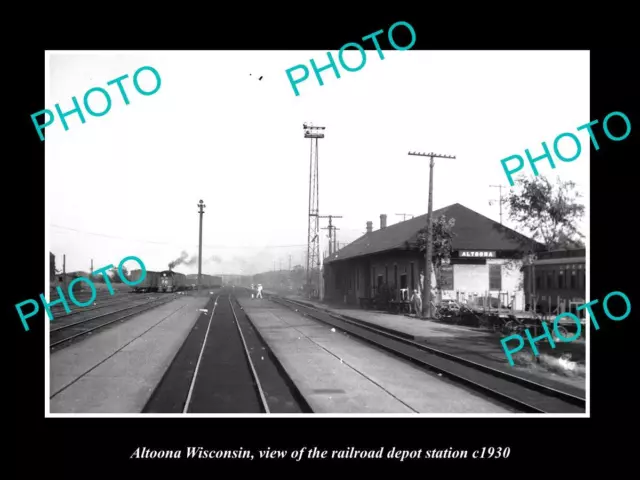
[256,284,263,299]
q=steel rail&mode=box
[183,295,220,413]
[228,296,270,413]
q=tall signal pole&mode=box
[304,123,325,298]
[396,213,414,221]
[408,151,456,318]
[489,184,505,225]
[320,214,342,256]
[197,199,206,294]
[333,227,340,253]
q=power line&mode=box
[50,224,308,249]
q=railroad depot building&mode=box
[322,203,544,307]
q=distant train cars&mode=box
[129,270,222,293]
[129,269,160,293]
[521,248,585,313]
[128,269,222,293]
[186,274,223,290]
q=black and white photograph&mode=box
[44,50,590,417]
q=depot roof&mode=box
[324,203,543,264]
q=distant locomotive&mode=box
[158,270,188,293]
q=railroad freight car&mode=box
[521,248,585,313]
[185,274,198,290]
[202,274,222,288]
[129,269,160,293]
[158,270,188,293]
[185,274,223,289]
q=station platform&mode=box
[268,293,586,395]
[49,295,209,413]
[237,296,511,414]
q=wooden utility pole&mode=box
[321,225,339,255]
[197,200,206,293]
[321,226,332,255]
[408,151,456,318]
[319,214,342,256]
[489,185,505,225]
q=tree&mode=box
[108,266,128,283]
[506,176,585,250]
[416,215,456,296]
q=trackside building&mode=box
[322,203,544,307]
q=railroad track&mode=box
[266,294,585,414]
[48,289,133,301]
[48,290,196,319]
[49,296,177,351]
[49,292,143,320]
[142,292,312,414]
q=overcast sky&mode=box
[45,50,589,276]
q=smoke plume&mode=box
[168,251,190,269]
[168,251,223,269]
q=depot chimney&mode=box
[366,221,373,234]
[380,214,387,229]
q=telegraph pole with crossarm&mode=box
[489,184,505,225]
[319,214,342,256]
[197,199,206,294]
[407,151,456,319]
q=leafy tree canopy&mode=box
[416,215,456,264]
[416,215,456,291]
[108,266,128,283]
[505,176,585,250]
